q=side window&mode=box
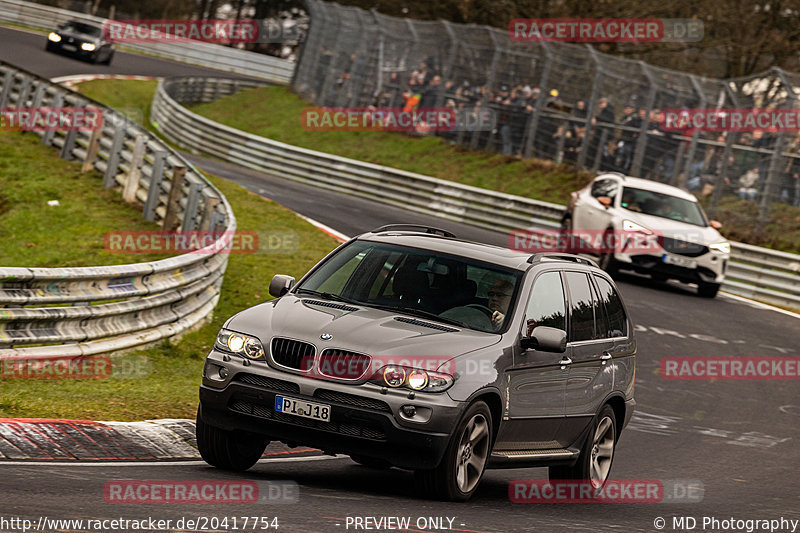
[564,272,595,342]
[590,179,618,202]
[523,272,566,337]
[590,279,610,340]
[594,275,628,337]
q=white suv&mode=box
[563,174,730,298]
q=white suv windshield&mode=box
[295,241,522,333]
[620,187,708,227]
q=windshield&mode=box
[59,22,102,37]
[620,187,708,227]
[295,240,522,334]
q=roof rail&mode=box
[371,224,456,238]
[527,253,599,267]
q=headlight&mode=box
[215,329,265,361]
[81,42,96,51]
[383,366,406,387]
[48,32,61,42]
[622,219,653,234]
[370,365,453,393]
[709,241,730,255]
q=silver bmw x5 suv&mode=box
[197,224,636,501]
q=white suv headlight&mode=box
[709,242,730,255]
[622,219,653,235]
[215,328,265,360]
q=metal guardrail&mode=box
[151,76,800,310]
[0,0,295,84]
[0,62,237,358]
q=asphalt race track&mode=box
[1,25,799,533]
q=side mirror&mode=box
[710,220,723,230]
[521,326,567,353]
[597,196,612,208]
[269,274,295,298]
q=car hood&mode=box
[225,295,502,361]
[620,210,725,244]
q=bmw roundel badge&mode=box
[320,333,332,340]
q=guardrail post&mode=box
[181,181,203,232]
[103,125,126,188]
[143,151,167,221]
[15,78,31,107]
[200,193,220,231]
[0,71,14,108]
[59,128,78,160]
[81,127,102,172]
[163,166,186,231]
[42,92,64,146]
[123,134,146,202]
[30,82,45,109]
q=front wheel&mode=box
[697,282,720,298]
[549,404,616,490]
[414,401,492,501]
[196,406,268,471]
[596,228,618,276]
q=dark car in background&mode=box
[46,20,114,65]
[196,224,637,501]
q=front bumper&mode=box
[46,40,99,60]
[199,351,463,470]
[615,249,727,284]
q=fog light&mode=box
[402,405,416,417]
[218,366,229,379]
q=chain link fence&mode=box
[293,0,800,228]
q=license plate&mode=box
[662,254,697,269]
[275,395,330,422]
[61,44,77,52]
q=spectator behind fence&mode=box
[738,168,759,201]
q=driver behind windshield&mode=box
[487,280,514,330]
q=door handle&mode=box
[559,357,572,366]
[600,352,612,361]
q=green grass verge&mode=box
[0,176,340,420]
[0,82,341,420]
[0,129,171,267]
[188,85,594,205]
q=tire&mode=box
[195,406,268,471]
[414,401,492,502]
[650,272,667,283]
[597,228,618,276]
[697,282,720,298]
[350,455,391,469]
[549,404,616,491]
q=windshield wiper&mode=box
[294,288,362,306]
[367,303,467,329]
